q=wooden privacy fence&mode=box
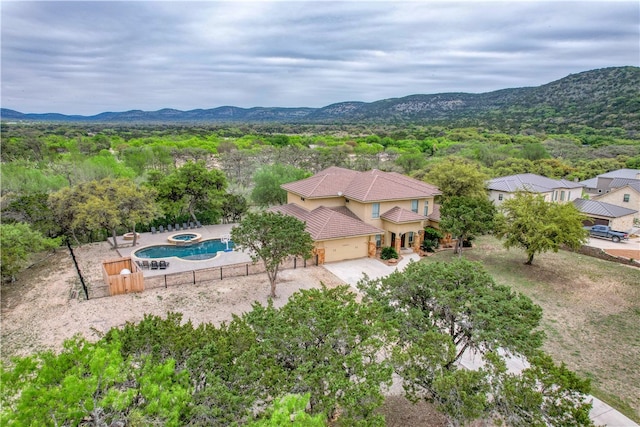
[88,255,317,299]
[101,257,144,296]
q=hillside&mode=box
[2,66,639,134]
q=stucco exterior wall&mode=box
[348,198,432,228]
[286,193,344,210]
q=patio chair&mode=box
[151,260,159,270]
[190,221,196,229]
[135,260,144,270]
[159,225,165,233]
[167,224,173,232]
[151,226,157,234]
[159,260,169,269]
[175,223,181,231]
[183,222,188,230]
[142,260,150,270]
[196,220,202,228]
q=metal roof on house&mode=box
[598,169,640,179]
[609,178,640,193]
[573,198,638,218]
[380,206,427,224]
[282,166,441,202]
[269,204,383,241]
[488,173,583,193]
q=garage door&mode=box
[583,217,609,226]
[323,238,369,263]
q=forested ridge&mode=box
[3,66,639,135]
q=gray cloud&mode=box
[1,1,638,115]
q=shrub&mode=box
[380,246,399,260]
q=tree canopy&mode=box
[0,222,60,281]
[357,258,592,426]
[149,160,227,223]
[440,196,497,255]
[251,164,311,207]
[425,157,490,200]
[49,178,159,248]
[231,212,314,297]
[496,192,589,265]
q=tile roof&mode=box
[282,166,441,202]
[380,206,427,223]
[488,173,583,193]
[428,204,442,222]
[573,198,638,218]
[269,204,383,241]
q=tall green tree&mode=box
[251,164,311,207]
[49,178,159,248]
[151,161,227,223]
[231,212,314,297]
[440,196,497,256]
[358,259,544,367]
[496,192,589,265]
[425,157,489,200]
[0,222,60,281]
[358,259,592,426]
[245,286,392,424]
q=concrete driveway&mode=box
[322,252,421,288]
[585,235,640,261]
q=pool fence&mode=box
[86,255,318,299]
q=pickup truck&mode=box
[585,225,629,243]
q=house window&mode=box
[375,234,382,248]
[560,191,565,201]
[553,191,558,201]
[623,194,630,203]
[498,194,503,201]
[568,191,571,200]
[408,232,414,246]
[372,203,380,219]
[423,200,429,216]
[411,199,418,213]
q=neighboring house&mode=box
[272,166,441,263]
[487,173,584,205]
[578,169,640,222]
[580,168,640,197]
[573,198,638,231]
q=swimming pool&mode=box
[134,238,234,260]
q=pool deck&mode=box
[114,223,253,277]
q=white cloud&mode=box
[1,1,638,114]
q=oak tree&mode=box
[231,212,314,297]
[496,192,589,265]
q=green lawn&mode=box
[422,236,640,422]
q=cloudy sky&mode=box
[1,1,638,115]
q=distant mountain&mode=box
[2,66,639,133]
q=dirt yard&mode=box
[0,241,446,426]
[1,242,346,360]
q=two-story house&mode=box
[487,173,584,205]
[270,166,441,263]
[579,169,640,222]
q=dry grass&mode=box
[425,236,640,422]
